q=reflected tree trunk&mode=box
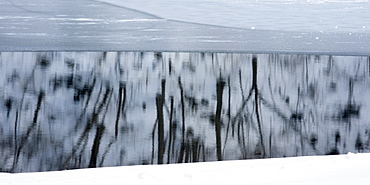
[215,78,224,161]
[178,77,186,163]
[89,124,105,168]
[115,83,124,138]
[252,57,265,158]
[156,94,165,164]
[156,79,166,164]
[222,76,232,154]
[13,110,19,170]
[167,96,174,164]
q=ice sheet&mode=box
[1,0,370,55]
[97,0,370,33]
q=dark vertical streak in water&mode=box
[227,76,231,118]
[13,110,18,170]
[178,77,186,163]
[252,57,265,158]
[215,78,224,161]
[115,84,123,138]
[89,125,105,168]
[169,59,172,76]
[161,79,166,103]
[121,84,126,120]
[296,86,300,114]
[223,77,232,154]
[167,96,174,164]
[156,94,165,164]
[348,78,353,106]
[159,80,166,164]
[151,120,157,165]
[269,118,273,158]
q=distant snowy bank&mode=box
[1,153,369,185]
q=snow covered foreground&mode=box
[1,153,369,185]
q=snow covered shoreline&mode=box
[1,153,369,185]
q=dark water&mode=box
[0,52,369,173]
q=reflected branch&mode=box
[12,90,44,172]
[63,85,112,169]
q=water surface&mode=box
[0,52,369,172]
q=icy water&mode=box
[1,52,369,173]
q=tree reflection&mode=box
[215,77,225,161]
[0,52,369,172]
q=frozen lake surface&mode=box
[99,0,370,33]
[1,0,370,55]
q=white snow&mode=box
[1,153,369,185]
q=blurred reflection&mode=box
[0,52,369,172]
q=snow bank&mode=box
[1,153,369,185]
